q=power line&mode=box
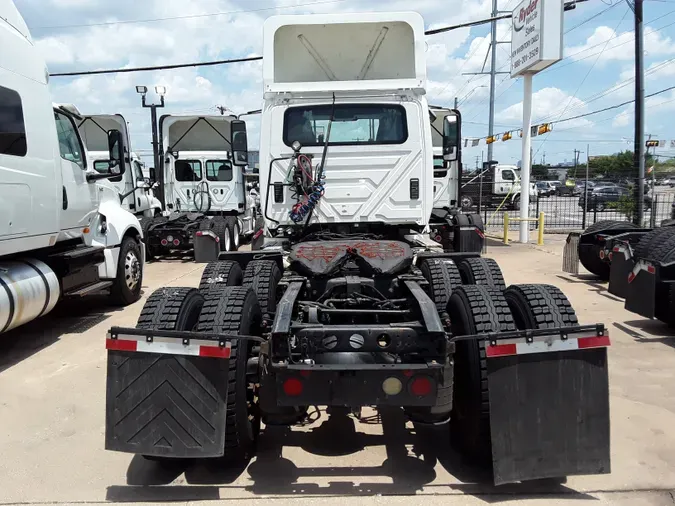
[565,0,622,33]
[32,0,351,30]
[424,14,511,36]
[49,55,262,77]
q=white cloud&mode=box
[500,87,593,128]
[49,0,96,6]
[612,107,631,128]
[565,25,675,64]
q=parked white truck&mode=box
[0,2,145,334]
[138,114,259,258]
[103,12,611,487]
[78,114,163,219]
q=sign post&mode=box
[511,0,563,242]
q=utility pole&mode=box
[487,0,498,162]
[136,85,166,208]
[632,0,645,225]
[542,152,546,166]
[454,97,458,109]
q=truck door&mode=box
[131,159,152,214]
[205,159,240,211]
[55,110,98,232]
[498,168,516,195]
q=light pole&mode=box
[136,85,166,208]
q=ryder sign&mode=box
[511,0,563,77]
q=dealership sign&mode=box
[511,0,563,77]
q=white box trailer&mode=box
[0,2,145,334]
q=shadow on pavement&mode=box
[108,406,595,503]
[0,294,130,374]
[615,321,675,349]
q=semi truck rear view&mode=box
[102,12,611,485]
[1,2,145,333]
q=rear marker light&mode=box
[599,250,605,260]
[382,377,402,396]
[173,239,180,246]
[283,378,303,397]
[160,239,168,246]
[410,376,432,397]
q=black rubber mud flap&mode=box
[487,348,611,485]
[105,350,230,458]
[562,232,580,275]
[608,244,633,299]
[624,260,657,318]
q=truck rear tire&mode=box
[135,287,205,463]
[226,216,240,251]
[243,260,282,315]
[447,285,516,465]
[196,287,262,463]
[208,217,233,253]
[504,284,578,329]
[109,236,143,306]
[458,257,506,290]
[199,261,243,291]
[633,227,675,261]
[578,220,638,279]
[419,258,462,314]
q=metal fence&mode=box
[473,189,675,231]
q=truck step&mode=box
[52,245,104,260]
[65,281,113,297]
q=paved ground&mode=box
[2,239,675,505]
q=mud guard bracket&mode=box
[487,348,610,485]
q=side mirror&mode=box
[149,167,156,182]
[232,120,248,167]
[443,113,460,162]
[107,129,126,176]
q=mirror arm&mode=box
[86,172,117,183]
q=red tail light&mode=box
[173,239,180,246]
[160,239,168,246]
[410,376,432,397]
[283,377,303,396]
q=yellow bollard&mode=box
[503,213,509,245]
[538,212,545,246]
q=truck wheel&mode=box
[458,257,506,290]
[447,285,516,464]
[579,220,638,278]
[226,217,240,251]
[135,287,204,463]
[243,260,282,315]
[633,227,675,261]
[199,261,243,291]
[196,287,262,463]
[110,236,143,306]
[643,231,675,263]
[137,287,204,331]
[460,195,473,210]
[504,284,578,329]
[139,217,156,261]
[207,217,233,252]
[419,258,462,314]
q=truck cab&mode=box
[78,114,162,218]
[0,1,144,333]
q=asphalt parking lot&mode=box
[1,239,675,505]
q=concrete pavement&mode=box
[1,239,675,505]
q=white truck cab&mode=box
[78,114,162,218]
[260,13,436,233]
[0,1,144,333]
[138,114,256,258]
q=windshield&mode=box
[283,104,408,147]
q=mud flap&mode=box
[105,330,231,458]
[624,260,657,319]
[562,232,580,274]
[608,243,633,299]
[487,348,610,485]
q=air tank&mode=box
[0,259,60,334]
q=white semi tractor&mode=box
[0,2,145,334]
[78,114,163,219]
[138,114,259,258]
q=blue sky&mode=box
[13,0,675,168]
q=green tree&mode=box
[532,164,552,180]
[587,151,654,180]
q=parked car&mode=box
[536,181,554,197]
[578,185,652,211]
